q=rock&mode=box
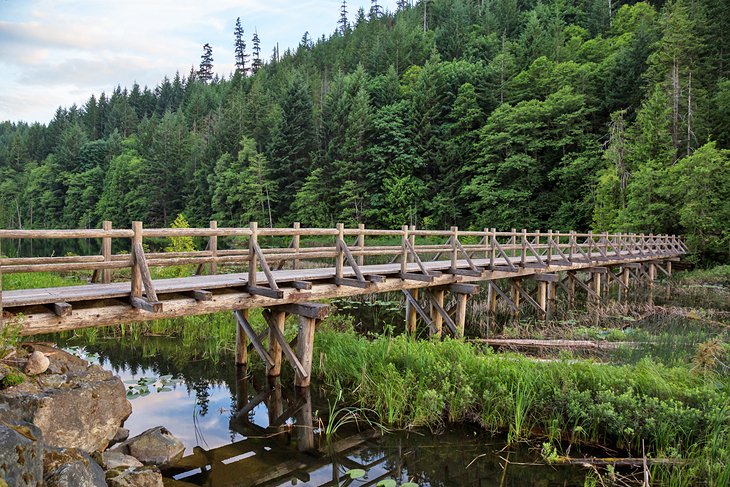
[100,451,143,470]
[0,420,43,487]
[43,446,107,487]
[113,427,185,468]
[106,466,163,487]
[111,427,130,445]
[24,351,50,375]
[0,345,132,452]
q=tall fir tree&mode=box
[234,17,249,75]
[339,1,348,35]
[197,43,214,82]
[251,30,263,73]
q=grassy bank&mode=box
[313,330,729,484]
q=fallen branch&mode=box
[471,338,639,351]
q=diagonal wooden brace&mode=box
[235,309,274,367]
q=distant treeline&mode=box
[0,0,728,263]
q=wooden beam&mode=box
[455,293,468,337]
[514,280,544,314]
[404,239,435,276]
[262,309,286,377]
[295,316,316,387]
[191,290,213,301]
[235,308,248,365]
[587,267,608,274]
[448,283,480,294]
[275,302,330,320]
[130,296,163,313]
[365,274,387,283]
[447,267,483,277]
[336,238,367,283]
[533,273,559,282]
[333,277,374,289]
[399,272,435,282]
[488,281,519,313]
[247,285,285,299]
[289,281,312,290]
[234,309,274,367]
[252,241,280,291]
[401,289,435,332]
[51,302,72,317]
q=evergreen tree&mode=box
[197,43,214,82]
[339,1,348,35]
[234,17,249,74]
[251,30,263,72]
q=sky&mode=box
[0,0,399,124]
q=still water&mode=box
[65,336,588,487]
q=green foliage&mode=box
[0,0,727,265]
[0,370,25,389]
[165,214,196,253]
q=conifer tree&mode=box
[234,17,249,75]
[370,0,383,19]
[251,30,263,73]
[339,1,348,35]
[197,43,214,82]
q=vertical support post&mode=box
[621,266,630,302]
[406,289,419,333]
[591,272,602,307]
[357,223,365,267]
[235,365,248,411]
[648,261,656,286]
[588,231,594,260]
[450,226,458,270]
[431,288,445,337]
[569,231,576,262]
[486,282,496,336]
[400,225,409,275]
[547,281,557,321]
[510,279,521,322]
[295,387,314,452]
[267,377,284,431]
[455,293,468,338]
[603,231,609,257]
[510,228,517,258]
[490,228,497,268]
[248,222,258,287]
[102,220,112,284]
[295,315,316,387]
[484,228,490,260]
[267,310,286,377]
[293,222,301,270]
[335,223,344,281]
[547,229,553,266]
[537,280,547,321]
[666,261,672,278]
[131,221,143,298]
[209,220,218,275]
[567,271,576,310]
[534,230,541,256]
[236,309,248,365]
[521,229,527,267]
[408,225,416,263]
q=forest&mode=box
[0,0,728,263]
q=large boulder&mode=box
[0,420,43,487]
[99,451,143,470]
[0,345,132,452]
[106,466,163,487]
[113,427,185,468]
[43,446,107,487]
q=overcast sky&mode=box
[0,0,398,124]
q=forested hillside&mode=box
[1,0,728,262]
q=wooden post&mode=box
[484,228,490,260]
[102,221,112,284]
[547,230,553,266]
[267,377,284,431]
[667,261,672,278]
[567,271,576,309]
[511,228,517,257]
[588,231,594,260]
[406,289,418,333]
[248,222,258,287]
[236,309,248,365]
[486,282,496,336]
[335,223,344,281]
[569,231,576,261]
[295,386,314,451]
[451,226,458,270]
[209,220,218,275]
[547,281,557,321]
[621,266,630,302]
[431,288,445,337]
[357,223,365,267]
[591,271,602,307]
[455,293,468,337]
[521,229,527,267]
[293,222,301,270]
[534,230,540,257]
[537,281,547,320]
[267,310,286,377]
[400,225,409,275]
[490,228,497,268]
[235,365,249,411]
[648,261,656,286]
[510,279,521,322]
[131,221,143,298]
[295,315,316,387]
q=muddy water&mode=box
[63,336,588,487]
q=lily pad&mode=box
[345,468,366,479]
[376,480,396,487]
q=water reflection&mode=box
[59,337,587,486]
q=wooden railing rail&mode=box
[0,223,687,289]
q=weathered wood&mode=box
[289,281,312,290]
[246,285,285,299]
[426,288,458,337]
[275,302,330,320]
[447,267,483,277]
[209,221,218,275]
[235,308,248,365]
[51,302,72,317]
[252,241,280,291]
[133,243,159,303]
[455,293,468,337]
[235,309,274,367]
[102,221,112,284]
[406,288,419,333]
[248,222,258,287]
[365,274,387,283]
[489,281,518,312]
[333,277,373,289]
[295,316,316,387]
[448,283,480,295]
[189,289,213,301]
[131,221,143,298]
[533,273,559,282]
[264,310,286,376]
[399,272,435,282]
[401,289,434,333]
[263,310,308,380]
[130,296,163,312]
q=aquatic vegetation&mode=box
[124,374,183,399]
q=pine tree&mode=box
[251,30,263,73]
[397,0,409,11]
[197,43,214,82]
[234,17,249,75]
[339,1,348,35]
[370,0,383,19]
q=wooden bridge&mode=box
[1,222,686,386]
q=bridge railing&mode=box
[0,222,688,291]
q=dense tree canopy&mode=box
[0,0,727,263]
